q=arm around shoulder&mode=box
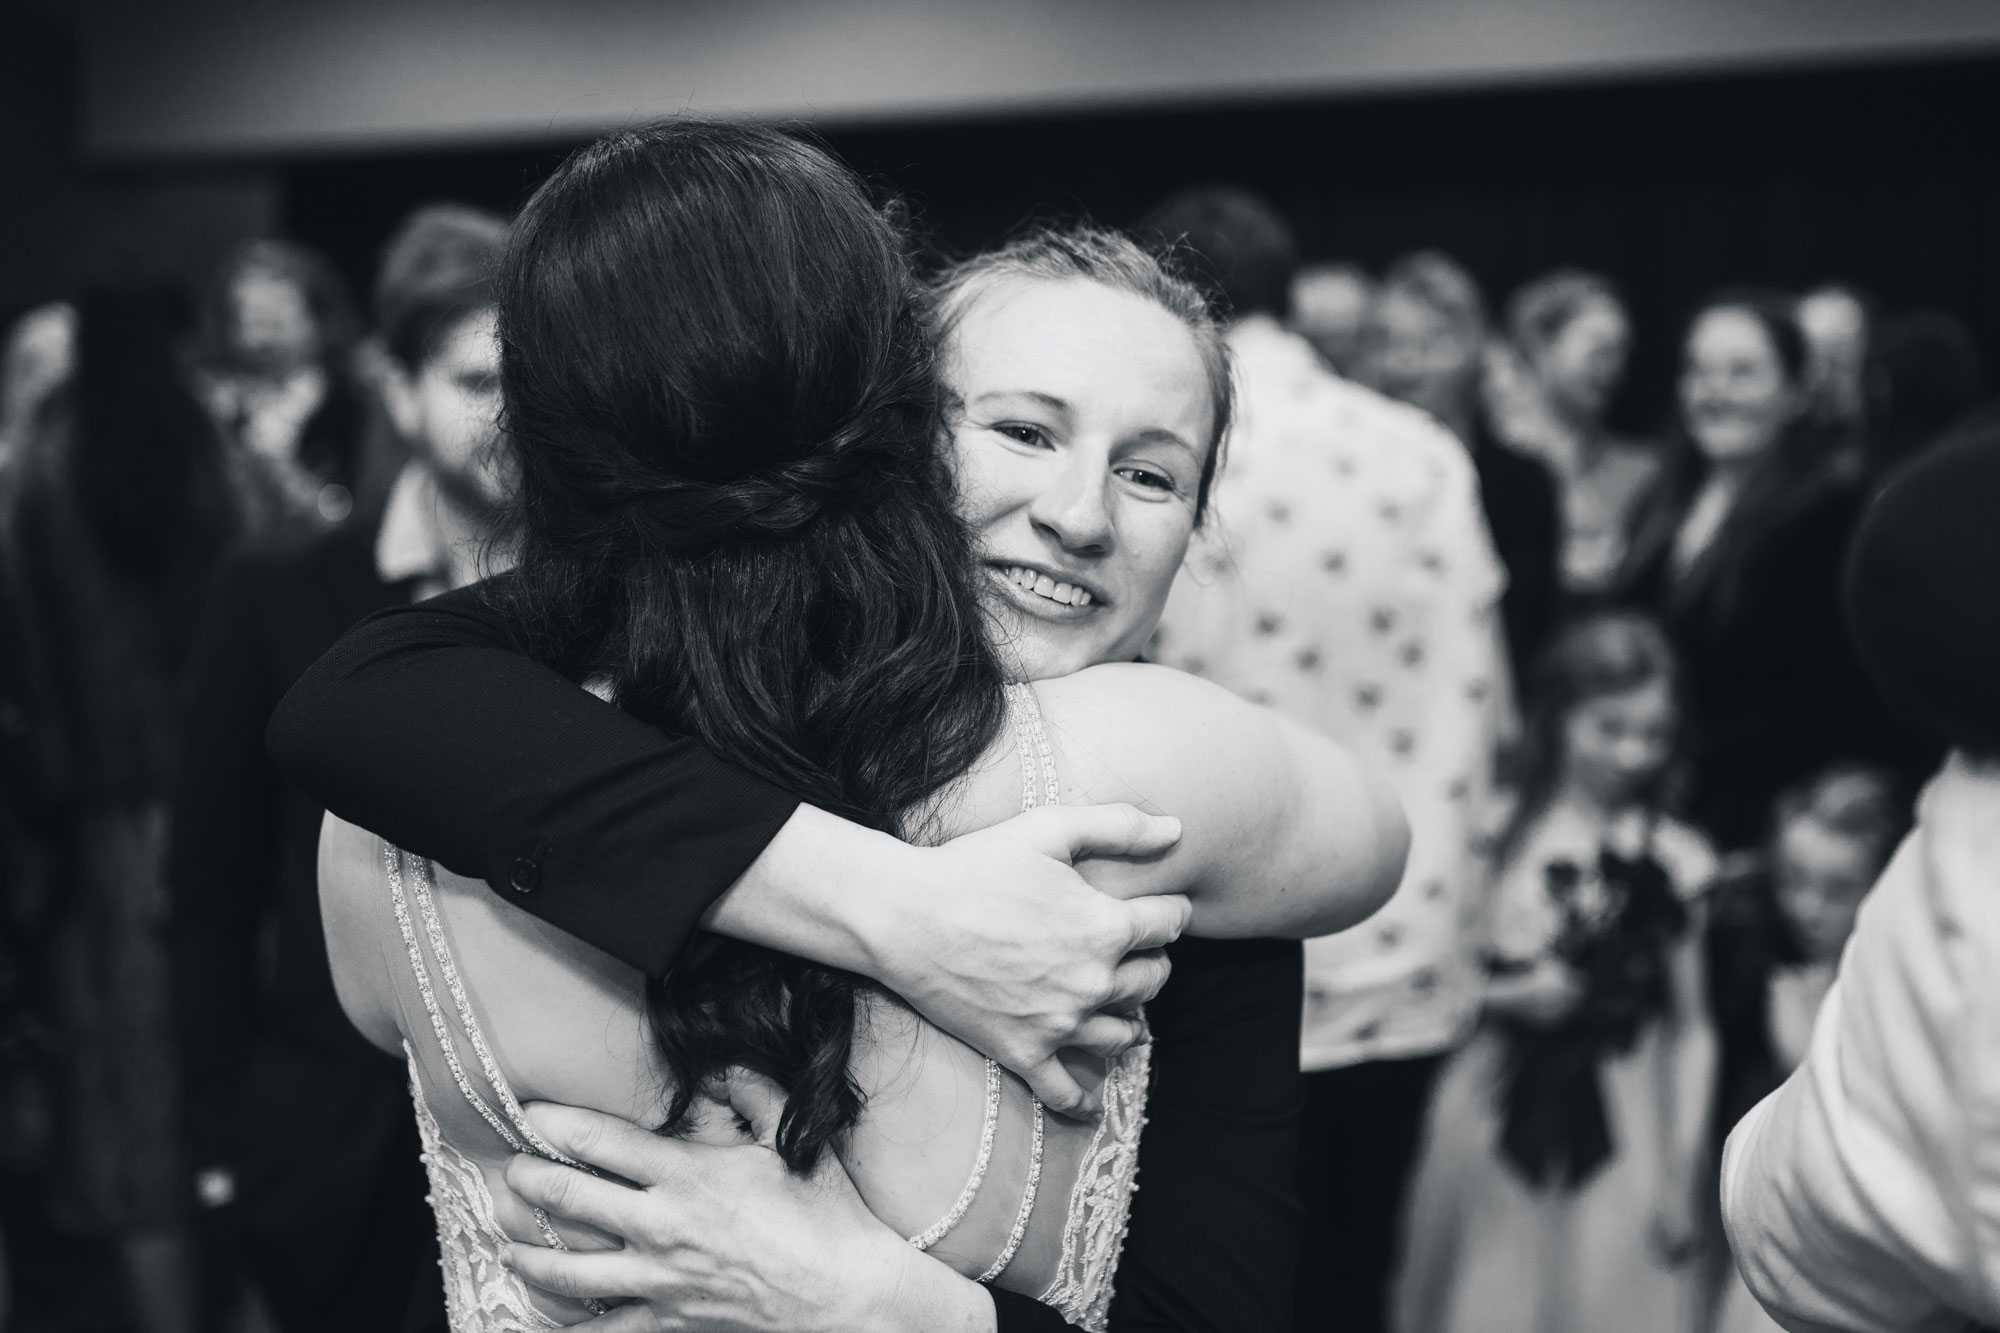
[1034,663,1408,939]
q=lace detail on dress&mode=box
[1040,1037,1151,1330]
[1005,682,1151,1332]
[407,1050,561,1331]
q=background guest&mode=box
[1500,269,1661,601]
[1721,422,2000,1333]
[1860,309,1984,481]
[1143,188,1512,1333]
[1795,283,1873,454]
[1395,611,1717,1333]
[1620,290,1897,849]
[166,203,511,1333]
[185,241,384,531]
[0,303,75,480]
[1290,260,1375,378]
[1706,762,1908,1333]
[1368,249,1561,684]
[0,277,254,1333]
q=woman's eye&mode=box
[1116,465,1178,494]
[994,422,1052,448]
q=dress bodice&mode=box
[389,679,1147,1330]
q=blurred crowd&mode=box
[0,176,1990,1333]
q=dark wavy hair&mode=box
[492,121,1008,1170]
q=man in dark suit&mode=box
[166,203,510,1332]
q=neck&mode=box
[1552,781,1638,826]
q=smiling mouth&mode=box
[992,564,1097,611]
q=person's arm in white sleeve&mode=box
[1721,775,2000,1332]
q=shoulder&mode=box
[1032,664,1264,757]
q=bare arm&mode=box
[1021,663,1409,939]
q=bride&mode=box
[318,121,1406,1330]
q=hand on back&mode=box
[872,804,1190,1118]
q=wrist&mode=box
[705,804,916,983]
[869,1239,995,1333]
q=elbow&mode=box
[1354,801,1412,925]
[1284,794,1410,940]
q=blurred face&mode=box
[1,302,76,425]
[230,270,321,375]
[1290,268,1373,375]
[1773,815,1877,962]
[384,307,509,512]
[1798,289,1868,422]
[1679,307,1802,465]
[945,277,1214,680]
[1369,290,1481,428]
[1560,679,1676,810]
[1531,299,1630,426]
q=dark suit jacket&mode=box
[166,521,438,1330]
[267,584,1305,1333]
[1470,427,1562,687]
[1621,459,1933,848]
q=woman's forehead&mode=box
[945,276,1210,418]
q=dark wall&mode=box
[1,11,278,327]
[284,54,2000,429]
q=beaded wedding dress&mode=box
[385,681,1149,1330]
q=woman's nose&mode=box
[1030,458,1114,553]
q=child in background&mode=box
[1707,765,1908,1333]
[1395,612,1718,1333]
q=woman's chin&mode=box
[995,633,1105,683]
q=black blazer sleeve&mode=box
[167,550,282,1171]
[265,580,800,977]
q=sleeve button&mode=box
[508,855,541,894]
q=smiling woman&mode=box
[932,228,1232,679]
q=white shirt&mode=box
[1722,752,2000,1333]
[375,462,503,597]
[1150,317,1512,1072]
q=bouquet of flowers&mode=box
[1494,842,1686,1188]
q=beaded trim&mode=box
[387,844,609,1316]
[909,1057,1004,1250]
[977,1095,1046,1283]
[1009,682,1062,809]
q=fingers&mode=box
[1016,803,1181,864]
[504,1241,643,1303]
[505,1153,649,1239]
[576,1305,662,1332]
[1104,948,1172,1013]
[1069,1012,1147,1061]
[1017,1056,1099,1121]
[522,1103,679,1187]
[1121,894,1193,952]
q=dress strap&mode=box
[385,844,609,1315]
[1007,681,1060,813]
[909,1057,1003,1251]
[903,683,1055,1274]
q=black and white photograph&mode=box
[4,2,2000,1330]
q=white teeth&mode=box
[1000,565,1093,608]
